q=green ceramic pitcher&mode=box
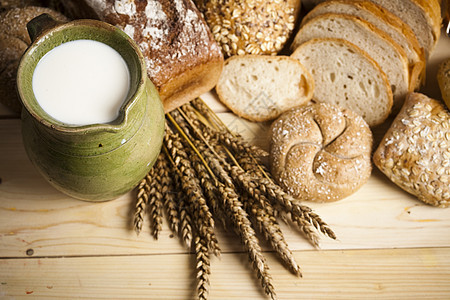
[17,14,165,201]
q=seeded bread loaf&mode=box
[269,102,373,202]
[291,38,393,127]
[0,6,68,113]
[57,0,224,112]
[195,0,296,57]
[301,0,425,90]
[215,55,314,122]
[438,58,450,109]
[292,13,411,110]
[373,92,450,208]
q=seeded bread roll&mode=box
[438,58,450,109]
[195,0,296,57]
[0,6,68,113]
[269,102,373,202]
[215,55,314,122]
[373,92,450,208]
[291,38,393,127]
[58,0,224,112]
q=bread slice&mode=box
[367,0,442,57]
[292,13,410,111]
[301,0,425,89]
[291,38,393,127]
[215,55,314,122]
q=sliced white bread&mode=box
[291,38,393,127]
[301,0,425,90]
[215,55,315,122]
[368,0,442,57]
[292,13,410,111]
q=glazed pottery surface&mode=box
[17,14,165,201]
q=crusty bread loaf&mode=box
[195,0,296,57]
[216,55,314,122]
[301,0,425,90]
[292,13,411,110]
[373,92,450,208]
[269,102,373,202]
[291,38,393,127]
[58,0,224,112]
[367,0,442,57]
[0,6,68,113]
[438,58,450,109]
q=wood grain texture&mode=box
[1,26,450,300]
[0,248,449,299]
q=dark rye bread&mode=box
[58,0,224,112]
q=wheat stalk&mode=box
[164,128,219,255]
[216,181,277,300]
[133,178,149,235]
[195,235,211,300]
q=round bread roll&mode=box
[195,0,296,57]
[0,6,68,113]
[269,102,373,202]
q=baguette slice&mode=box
[291,38,393,127]
[301,0,425,89]
[215,55,314,122]
[368,0,442,57]
[292,13,410,111]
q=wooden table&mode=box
[1,30,450,300]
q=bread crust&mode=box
[437,58,450,110]
[373,92,450,208]
[293,13,411,112]
[300,0,426,90]
[269,102,373,202]
[59,0,224,112]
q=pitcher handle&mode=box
[27,13,62,43]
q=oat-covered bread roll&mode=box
[195,0,296,57]
[58,0,224,112]
[269,102,373,202]
[373,92,450,208]
[0,6,68,113]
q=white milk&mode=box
[32,39,130,126]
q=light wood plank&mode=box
[0,247,449,299]
[1,119,450,259]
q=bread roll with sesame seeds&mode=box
[195,0,296,57]
[269,102,373,202]
[373,92,450,208]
